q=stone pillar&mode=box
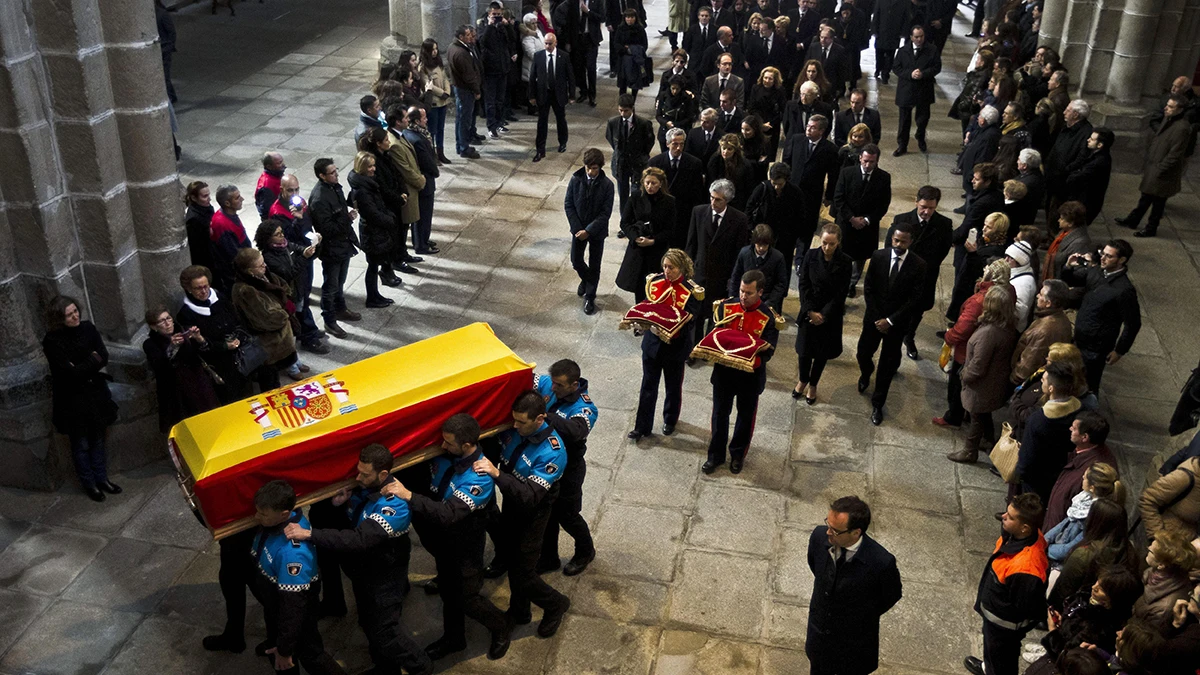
[1074,0,1124,99]
[1106,0,1168,105]
[0,0,187,490]
[1169,0,1200,81]
[1059,0,1099,77]
[1039,0,1069,56]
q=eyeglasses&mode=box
[824,518,851,536]
[153,316,172,325]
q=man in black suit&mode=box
[649,128,709,248]
[682,6,719,67]
[1015,149,1046,226]
[885,186,952,360]
[787,0,822,52]
[606,0,646,77]
[605,93,656,211]
[716,89,745,135]
[805,27,848,99]
[402,107,441,255]
[951,162,1004,270]
[856,221,926,425]
[729,224,789,313]
[528,33,574,161]
[806,496,902,675]
[707,0,738,33]
[832,143,891,297]
[1062,127,1113,227]
[479,3,512,139]
[782,81,835,140]
[833,88,882,147]
[781,114,839,264]
[699,53,746,110]
[685,178,751,335]
[956,105,1001,192]
[699,27,746,79]
[745,162,807,271]
[891,25,941,156]
[686,108,722,165]
[574,0,605,105]
[744,19,790,79]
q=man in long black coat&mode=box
[686,109,722,165]
[781,114,840,266]
[886,186,952,360]
[891,25,941,155]
[832,143,891,297]
[870,0,908,84]
[649,128,708,248]
[805,27,850,99]
[745,162,807,271]
[1062,127,1113,226]
[685,179,751,335]
[806,495,902,675]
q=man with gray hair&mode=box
[686,179,751,336]
[1045,99,1093,225]
[1015,148,1045,226]
[686,108,722,164]
[255,151,286,219]
[649,127,708,248]
[1009,279,1074,385]
[957,105,1001,193]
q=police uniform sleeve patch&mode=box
[287,562,303,576]
[545,462,559,475]
[381,506,396,517]
[581,393,592,403]
[469,485,483,496]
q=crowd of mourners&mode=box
[36,0,1200,673]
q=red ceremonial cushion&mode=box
[690,328,770,373]
[620,301,691,343]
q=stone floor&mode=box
[3,0,1200,673]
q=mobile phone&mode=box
[967,228,978,247]
[290,195,303,207]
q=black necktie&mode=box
[889,255,901,286]
[809,141,815,154]
[547,53,554,85]
[823,47,829,60]
[720,77,727,91]
[702,26,707,41]
[863,172,870,185]
[713,213,721,233]
[855,112,861,125]
[671,157,679,171]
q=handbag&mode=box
[990,422,1021,484]
[938,342,953,372]
[232,330,269,377]
[624,220,654,240]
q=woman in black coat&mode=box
[142,305,220,433]
[41,296,120,501]
[614,10,649,96]
[747,67,787,159]
[655,75,697,152]
[175,265,253,404]
[184,181,215,270]
[347,151,399,308]
[794,223,853,405]
[616,167,677,302]
[707,133,755,211]
[357,127,409,266]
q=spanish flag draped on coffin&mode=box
[169,323,533,533]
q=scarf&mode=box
[183,287,219,317]
[1001,121,1023,135]
[1066,490,1097,521]
[1044,230,1069,279]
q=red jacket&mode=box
[945,281,1017,363]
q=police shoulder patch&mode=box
[469,485,483,496]
[381,506,396,517]
[581,393,592,403]
[548,436,561,450]
[290,539,301,548]
[287,562,303,576]
[545,462,559,475]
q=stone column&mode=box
[1039,0,1069,56]
[1106,0,1168,105]
[0,0,186,490]
[1059,0,1099,76]
[1073,0,1123,98]
[1168,0,1200,83]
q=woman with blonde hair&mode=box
[1132,530,1199,632]
[747,66,786,158]
[948,285,1018,463]
[616,167,677,302]
[628,248,705,441]
[947,210,1011,322]
[706,133,753,210]
[346,150,400,307]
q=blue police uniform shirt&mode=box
[533,373,599,434]
[252,510,319,592]
[345,484,412,538]
[497,422,568,491]
[429,451,495,511]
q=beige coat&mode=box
[421,65,452,108]
[387,130,426,224]
[961,323,1018,413]
[1010,309,1073,384]
[1139,456,1200,539]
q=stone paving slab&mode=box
[590,502,687,583]
[0,525,108,597]
[546,615,659,675]
[667,550,769,639]
[61,537,197,613]
[654,630,761,675]
[687,483,782,556]
[0,600,142,674]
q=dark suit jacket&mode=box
[806,527,903,674]
[684,205,751,293]
[606,114,656,172]
[781,99,835,140]
[699,73,746,110]
[715,106,745,135]
[729,245,788,310]
[805,41,849,96]
[832,165,892,261]
[606,0,646,26]
[682,23,720,64]
[781,134,840,203]
[886,209,952,312]
[700,41,746,79]
[528,49,574,107]
[744,32,791,77]
[891,41,941,108]
[1062,149,1111,225]
[863,246,926,326]
[952,185,1004,269]
[401,128,439,197]
[787,9,822,50]
[833,106,882,147]
[686,125,722,165]
[649,151,708,247]
[745,180,807,248]
[958,123,1001,177]
[1016,170,1045,226]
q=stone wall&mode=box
[0,0,188,490]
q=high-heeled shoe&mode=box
[791,383,807,400]
[805,386,817,406]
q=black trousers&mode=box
[875,46,895,79]
[573,38,600,100]
[499,499,570,618]
[307,499,348,611]
[614,166,641,212]
[540,461,595,564]
[982,619,1027,675]
[352,579,431,674]
[1127,192,1169,230]
[257,587,345,675]
[571,235,604,300]
[857,320,905,408]
[536,97,569,153]
[799,356,829,387]
[635,355,686,433]
[896,103,930,148]
[943,359,965,425]
[848,257,868,293]
[708,366,761,464]
[216,529,255,639]
[1080,348,1107,394]
[430,529,509,643]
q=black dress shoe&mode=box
[424,243,441,254]
[324,321,348,339]
[577,280,586,296]
[533,151,545,162]
[806,394,817,406]
[964,656,985,675]
[917,139,928,153]
[397,262,420,274]
[202,633,246,653]
[483,562,508,579]
[952,205,967,215]
[380,275,403,287]
[1134,228,1157,238]
[558,144,567,153]
[701,460,719,474]
[791,387,804,400]
[537,598,570,638]
[254,639,273,657]
[365,297,394,308]
[847,285,857,298]
[627,429,648,440]
[583,299,596,315]
[905,342,919,361]
[423,579,440,595]
[98,480,122,495]
[424,637,467,661]
[472,134,487,143]
[1115,216,1136,228]
[661,423,675,436]
[729,457,744,474]
[563,553,595,576]
[507,609,533,625]
[461,148,481,159]
[857,377,869,394]
[487,625,512,660]
[336,309,361,322]
[871,406,884,426]
[617,230,626,238]
[536,557,561,574]
[84,485,105,502]
[893,147,907,157]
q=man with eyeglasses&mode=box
[1061,238,1141,393]
[805,496,901,675]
